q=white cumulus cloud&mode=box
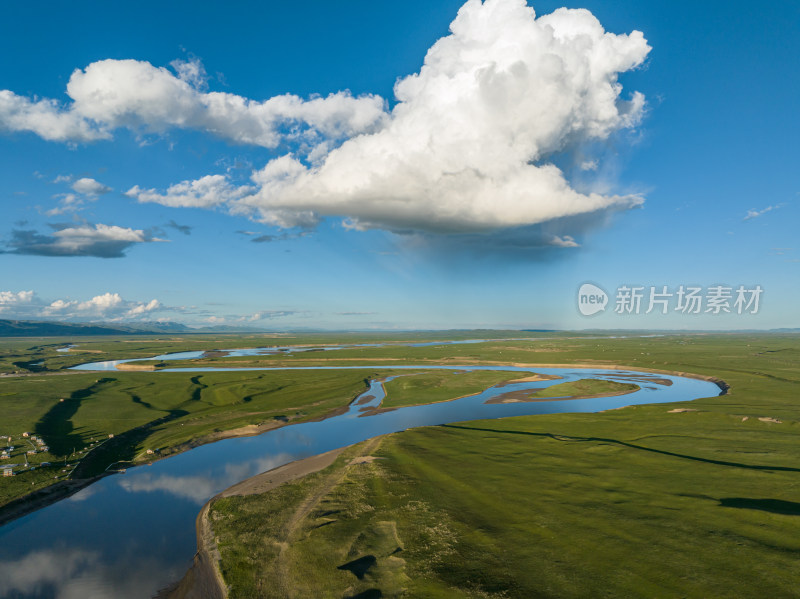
[43,292,161,319]
[126,174,252,208]
[0,90,109,142]
[550,234,579,248]
[71,177,111,195]
[4,0,652,244]
[0,58,386,149]
[3,223,164,258]
[0,290,37,315]
[743,204,783,221]
[231,0,650,234]
[0,290,165,321]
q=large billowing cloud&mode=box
[144,0,651,236]
[3,0,651,240]
[0,58,386,147]
[233,1,650,233]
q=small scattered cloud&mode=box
[0,288,302,326]
[169,56,208,91]
[0,289,167,322]
[250,234,277,243]
[243,310,296,321]
[215,155,253,173]
[71,177,111,195]
[43,292,162,320]
[126,175,252,209]
[234,229,309,243]
[2,222,165,258]
[165,219,192,235]
[250,231,310,243]
[743,204,784,221]
[44,176,112,215]
[0,290,38,317]
[195,309,299,323]
[45,193,83,216]
[549,235,579,248]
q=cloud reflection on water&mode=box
[117,452,293,504]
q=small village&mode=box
[0,430,115,481]
[1,431,59,479]
[0,432,52,477]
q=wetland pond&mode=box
[0,343,722,598]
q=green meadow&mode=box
[0,366,378,508]
[380,370,531,408]
[2,332,799,597]
[0,332,546,510]
[525,378,638,399]
[207,333,800,598]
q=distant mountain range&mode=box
[0,319,265,337]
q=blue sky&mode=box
[0,0,797,330]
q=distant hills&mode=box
[0,319,263,337]
[1,319,796,338]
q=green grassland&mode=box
[526,378,638,399]
[208,333,800,598]
[3,331,800,597]
[380,371,534,408]
[0,333,555,512]
[0,368,383,509]
[0,330,552,374]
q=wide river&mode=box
[0,341,722,598]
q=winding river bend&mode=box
[0,343,722,598]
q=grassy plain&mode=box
[208,333,800,598]
[3,331,800,596]
[380,371,535,408]
[0,332,547,511]
[524,378,638,399]
[0,330,549,374]
[0,367,383,509]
